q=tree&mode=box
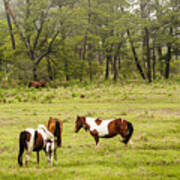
[4,0,60,80]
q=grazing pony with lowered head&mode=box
[18,124,55,166]
[75,116,134,146]
[28,80,47,88]
[46,117,63,160]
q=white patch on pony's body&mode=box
[38,124,54,144]
[25,128,35,152]
[85,117,114,137]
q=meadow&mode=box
[0,82,180,180]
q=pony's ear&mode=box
[49,117,52,120]
[77,115,80,119]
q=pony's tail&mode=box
[55,121,61,147]
[123,122,134,144]
[18,131,27,166]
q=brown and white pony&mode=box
[18,124,55,166]
[28,80,47,88]
[75,116,134,146]
[46,117,63,160]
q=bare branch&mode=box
[34,30,60,65]
[33,12,45,50]
[4,0,30,50]
[3,0,16,49]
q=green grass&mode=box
[0,82,180,179]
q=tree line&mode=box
[0,0,179,84]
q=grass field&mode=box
[0,82,180,180]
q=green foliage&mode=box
[0,0,179,83]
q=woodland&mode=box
[0,0,180,85]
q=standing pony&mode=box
[18,124,55,166]
[28,80,47,88]
[75,116,134,146]
[46,117,63,160]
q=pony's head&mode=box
[75,116,85,133]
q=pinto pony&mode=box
[28,80,47,88]
[75,116,134,146]
[18,124,55,166]
[46,117,63,160]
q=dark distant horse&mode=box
[75,116,134,146]
[28,80,47,88]
[18,124,55,166]
[46,117,63,160]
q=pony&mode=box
[28,80,47,88]
[18,124,55,166]
[46,117,63,160]
[75,116,134,146]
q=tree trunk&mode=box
[118,56,121,70]
[113,55,118,81]
[89,61,93,81]
[33,63,38,81]
[3,0,16,49]
[127,29,146,80]
[152,42,156,80]
[157,47,163,76]
[144,27,151,83]
[0,58,2,71]
[113,42,122,81]
[65,60,70,81]
[79,35,86,82]
[142,36,146,71]
[140,0,146,72]
[105,55,110,80]
[165,27,173,79]
[47,58,54,80]
[105,49,112,80]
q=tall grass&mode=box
[0,82,180,179]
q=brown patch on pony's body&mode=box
[33,132,44,151]
[25,131,31,142]
[104,119,126,138]
[95,119,102,125]
[46,117,63,147]
[28,80,47,88]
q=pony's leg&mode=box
[37,151,40,164]
[94,136,99,146]
[129,140,134,145]
[25,151,31,166]
[50,152,54,166]
[90,131,99,146]
[54,148,57,161]
[48,151,53,166]
[129,140,135,149]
